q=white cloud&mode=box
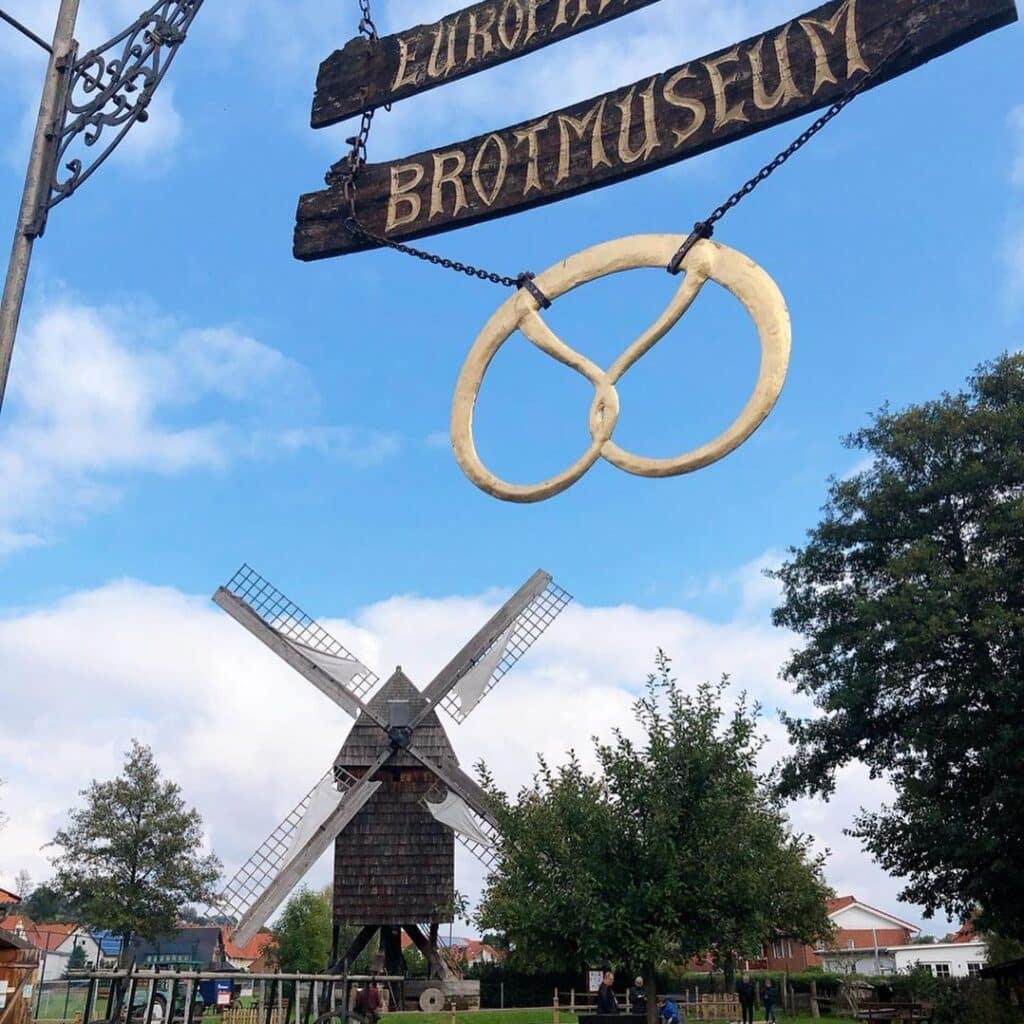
[0,298,400,555]
[0,568,944,934]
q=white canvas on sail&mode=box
[426,791,494,848]
[454,622,515,713]
[284,774,345,861]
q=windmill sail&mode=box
[221,564,380,699]
[432,572,572,724]
[426,791,494,848]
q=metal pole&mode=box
[0,0,80,416]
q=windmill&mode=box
[209,565,570,991]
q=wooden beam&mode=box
[294,0,1018,261]
[311,0,668,127]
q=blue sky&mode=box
[1,0,1022,936]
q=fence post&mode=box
[809,980,819,1019]
[450,998,457,1024]
[553,988,560,1024]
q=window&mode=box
[771,941,785,959]
[934,964,951,979]
[919,964,935,976]
[967,963,982,978]
[846,939,855,950]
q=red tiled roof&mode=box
[950,921,977,943]
[224,929,273,960]
[0,888,21,905]
[27,922,78,952]
[827,896,856,913]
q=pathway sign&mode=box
[294,0,1017,261]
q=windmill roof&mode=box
[335,668,458,770]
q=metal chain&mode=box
[668,36,912,273]
[339,5,912,293]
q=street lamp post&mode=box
[0,0,80,414]
[0,0,205,417]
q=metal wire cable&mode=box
[0,7,52,52]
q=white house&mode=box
[816,897,920,975]
[890,941,988,979]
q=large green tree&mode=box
[270,886,375,973]
[770,354,1024,939]
[50,740,221,956]
[477,654,832,1020]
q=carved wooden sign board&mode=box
[294,0,1017,261]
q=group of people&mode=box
[595,970,778,1023]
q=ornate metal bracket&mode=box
[32,0,204,235]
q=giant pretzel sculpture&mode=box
[450,234,792,503]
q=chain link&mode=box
[668,37,912,273]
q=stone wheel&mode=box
[419,988,445,1012]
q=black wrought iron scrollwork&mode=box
[47,0,204,211]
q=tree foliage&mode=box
[50,740,221,951]
[269,886,374,974]
[269,886,333,974]
[770,355,1024,939]
[476,653,832,1008]
[21,884,75,922]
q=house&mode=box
[399,933,504,967]
[815,896,920,975]
[757,896,920,975]
[889,940,988,979]
[130,926,235,971]
[0,888,21,907]
[224,930,274,972]
[0,926,40,1024]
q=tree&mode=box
[65,943,87,976]
[22,884,75,922]
[476,653,833,1022]
[49,740,221,957]
[13,870,33,899]
[268,885,375,974]
[269,886,333,974]
[770,355,1024,939]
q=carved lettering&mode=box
[430,149,469,219]
[497,0,525,50]
[703,47,749,131]
[615,79,660,164]
[662,67,707,147]
[800,0,869,93]
[556,99,611,183]
[523,0,541,44]
[513,116,551,194]
[471,133,510,205]
[749,25,803,110]
[467,7,497,61]
[554,0,590,29]
[386,162,425,232]
[392,37,420,91]
[428,16,460,79]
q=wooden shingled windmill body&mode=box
[211,565,570,998]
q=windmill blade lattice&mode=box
[224,564,379,699]
[439,578,571,724]
[211,765,360,924]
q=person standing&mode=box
[628,977,646,1017]
[736,974,756,1024]
[762,979,777,1023]
[597,972,620,1015]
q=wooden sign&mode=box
[312,0,668,127]
[295,0,1018,261]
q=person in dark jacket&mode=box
[762,978,777,1023]
[628,977,646,1017]
[597,972,619,1014]
[736,974,756,1024]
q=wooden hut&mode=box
[0,926,39,1024]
